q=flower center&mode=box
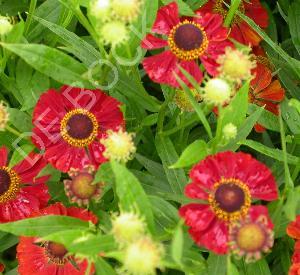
[60,109,99,147]
[0,167,20,204]
[168,20,208,61]
[213,0,245,26]
[208,178,251,222]
[237,223,265,251]
[71,173,97,199]
[229,216,274,262]
[44,242,69,265]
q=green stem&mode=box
[5,125,23,138]
[24,0,37,34]
[279,108,294,192]
[224,0,242,27]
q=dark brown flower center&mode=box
[60,109,99,147]
[0,169,10,196]
[174,23,203,51]
[45,241,69,265]
[214,183,245,213]
[67,113,94,140]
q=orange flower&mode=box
[250,61,285,132]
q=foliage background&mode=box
[0,0,299,274]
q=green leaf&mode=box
[245,259,272,275]
[155,135,187,194]
[221,107,264,151]
[239,139,300,165]
[221,81,249,128]
[238,11,300,78]
[32,15,102,65]
[171,223,184,266]
[288,1,300,55]
[248,104,279,132]
[171,140,208,168]
[283,188,300,221]
[8,108,32,132]
[161,0,194,16]
[176,68,213,139]
[1,43,91,87]
[282,99,300,134]
[227,257,239,275]
[207,254,226,275]
[0,216,89,237]
[95,256,117,275]
[8,144,35,168]
[110,161,155,233]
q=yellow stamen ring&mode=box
[208,177,251,222]
[0,166,20,204]
[168,20,209,61]
[60,108,99,148]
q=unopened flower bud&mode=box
[223,123,237,140]
[217,47,256,84]
[101,129,136,162]
[0,102,9,131]
[122,237,163,275]
[111,212,145,244]
[90,0,111,21]
[203,78,231,105]
[0,16,12,35]
[111,0,141,22]
[99,21,129,47]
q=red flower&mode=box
[141,2,231,88]
[17,203,98,275]
[32,86,124,172]
[250,61,285,132]
[199,0,268,46]
[0,146,49,222]
[287,216,300,275]
[0,263,4,273]
[179,151,278,254]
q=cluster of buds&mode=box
[111,211,164,274]
[89,0,142,47]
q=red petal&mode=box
[0,146,8,166]
[245,1,268,28]
[239,21,262,46]
[189,219,228,254]
[152,2,179,35]
[179,204,215,231]
[287,216,300,239]
[254,123,266,133]
[258,80,285,102]
[141,34,168,50]
[248,205,274,229]
[13,153,47,184]
[67,207,98,224]
[185,183,209,200]
[0,183,49,222]
[142,51,177,86]
[251,63,272,93]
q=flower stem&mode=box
[5,125,23,137]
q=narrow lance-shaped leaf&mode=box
[1,43,91,87]
[110,161,155,234]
